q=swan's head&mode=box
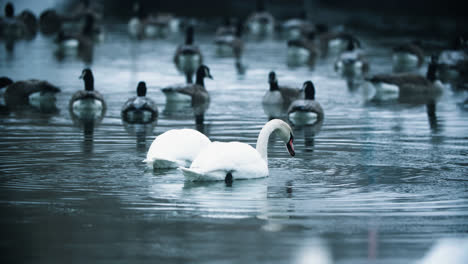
[272,119,295,157]
[137,81,147,96]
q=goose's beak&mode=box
[208,73,213,80]
[79,72,84,79]
[286,134,295,157]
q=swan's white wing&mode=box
[145,129,211,169]
[183,141,268,181]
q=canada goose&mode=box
[437,36,468,84]
[174,26,203,84]
[214,20,244,59]
[262,71,303,106]
[215,17,235,37]
[162,65,212,105]
[288,81,324,125]
[334,40,369,77]
[1,2,27,39]
[365,55,443,101]
[0,76,60,112]
[180,119,295,182]
[320,31,361,57]
[121,81,158,124]
[287,31,319,67]
[246,0,274,37]
[69,68,106,120]
[281,11,314,41]
[392,41,425,71]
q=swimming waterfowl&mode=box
[281,11,314,41]
[392,41,425,71]
[262,71,303,106]
[334,40,369,77]
[129,1,178,39]
[174,26,203,84]
[0,76,60,111]
[54,13,98,50]
[121,81,158,124]
[69,68,106,119]
[288,81,324,125]
[144,128,211,169]
[245,0,274,37]
[437,36,468,85]
[287,31,319,67]
[215,17,236,37]
[319,31,361,57]
[162,65,212,104]
[180,119,295,182]
[39,0,102,36]
[128,2,146,38]
[0,2,32,39]
[365,55,443,101]
[214,20,244,58]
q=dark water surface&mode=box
[1,13,468,264]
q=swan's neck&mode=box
[256,122,277,164]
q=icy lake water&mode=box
[1,11,468,264]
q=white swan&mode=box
[144,129,211,169]
[180,119,295,182]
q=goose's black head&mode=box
[79,68,94,91]
[268,71,279,91]
[5,2,14,18]
[303,81,315,100]
[195,65,213,86]
[185,26,194,45]
[426,55,438,82]
[137,81,147,96]
[346,38,356,51]
[0,77,14,89]
[137,82,146,96]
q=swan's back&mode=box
[186,141,268,180]
[145,129,211,168]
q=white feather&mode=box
[145,129,211,169]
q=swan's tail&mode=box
[143,158,179,169]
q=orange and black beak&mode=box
[286,133,295,156]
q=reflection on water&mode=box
[1,16,468,264]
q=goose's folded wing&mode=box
[288,99,323,113]
[279,87,302,103]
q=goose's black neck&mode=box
[426,59,438,82]
[305,85,315,100]
[84,74,94,91]
[5,3,14,18]
[185,27,194,45]
[269,81,279,91]
[195,71,205,86]
[82,14,94,36]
